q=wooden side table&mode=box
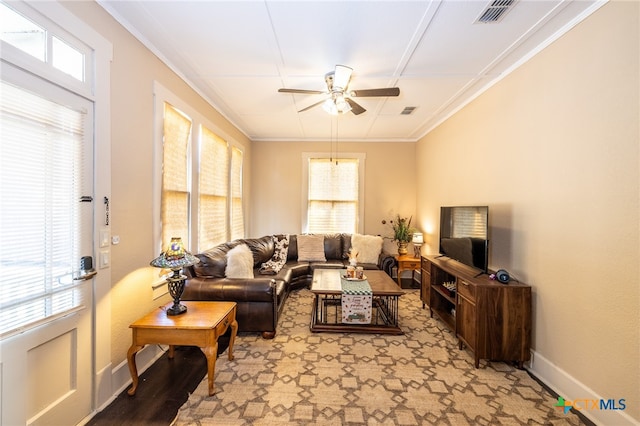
[395,255,421,287]
[127,301,238,397]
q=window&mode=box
[0,1,89,87]
[198,126,228,250]
[0,3,46,61]
[0,78,90,337]
[303,153,365,234]
[161,103,192,248]
[154,84,245,254]
[230,147,244,241]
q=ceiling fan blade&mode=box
[350,87,400,97]
[298,98,327,113]
[345,98,366,115]
[279,88,326,95]
[333,65,353,89]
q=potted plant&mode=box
[382,215,416,255]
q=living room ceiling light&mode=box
[322,93,352,115]
[279,64,399,116]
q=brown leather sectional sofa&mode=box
[182,234,395,339]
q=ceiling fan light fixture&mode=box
[322,98,338,115]
[322,94,352,115]
[279,64,397,116]
[335,94,351,113]
[333,65,353,90]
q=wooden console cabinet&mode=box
[421,255,531,368]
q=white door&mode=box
[0,65,95,425]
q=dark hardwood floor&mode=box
[87,340,229,426]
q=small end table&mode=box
[395,255,421,287]
[127,301,238,397]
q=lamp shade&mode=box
[412,233,424,244]
[150,237,199,270]
[322,94,352,115]
[150,237,199,316]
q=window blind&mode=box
[452,207,488,239]
[0,80,86,337]
[230,146,244,240]
[162,103,191,248]
[198,126,228,250]
[307,158,359,234]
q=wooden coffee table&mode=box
[127,301,237,397]
[310,269,404,334]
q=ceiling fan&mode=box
[278,65,400,115]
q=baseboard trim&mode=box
[527,349,637,426]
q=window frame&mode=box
[0,1,94,99]
[0,0,113,411]
[153,82,245,256]
[301,152,366,234]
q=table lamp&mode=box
[150,237,199,315]
[412,232,424,258]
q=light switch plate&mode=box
[100,229,110,248]
[99,250,110,268]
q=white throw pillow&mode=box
[225,244,254,278]
[351,234,384,264]
[297,234,326,262]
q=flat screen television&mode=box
[439,206,489,273]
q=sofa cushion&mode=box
[351,234,384,264]
[285,261,311,280]
[241,235,274,266]
[225,244,255,278]
[323,234,344,260]
[287,234,298,261]
[297,234,326,261]
[193,243,233,278]
[340,234,352,259]
[260,234,289,275]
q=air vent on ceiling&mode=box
[476,0,516,23]
[401,106,417,115]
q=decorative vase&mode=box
[397,241,408,255]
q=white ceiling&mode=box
[98,0,603,142]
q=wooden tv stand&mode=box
[421,255,531,368]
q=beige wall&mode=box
[416,1,639,422]
[59,1,638,422]
[250,141,416,241]
[62,2,252,365]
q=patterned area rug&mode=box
[172,289,584,425]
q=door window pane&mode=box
[53,35,84,81]
[0,80,87,337]
[0,3,45,61]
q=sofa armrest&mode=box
[378,251,397,278]
[183,277,277,303]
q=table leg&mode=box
[228,318,238,361]
[126,344,144,396]
[201,343,218,396]
[168,345,175,359]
